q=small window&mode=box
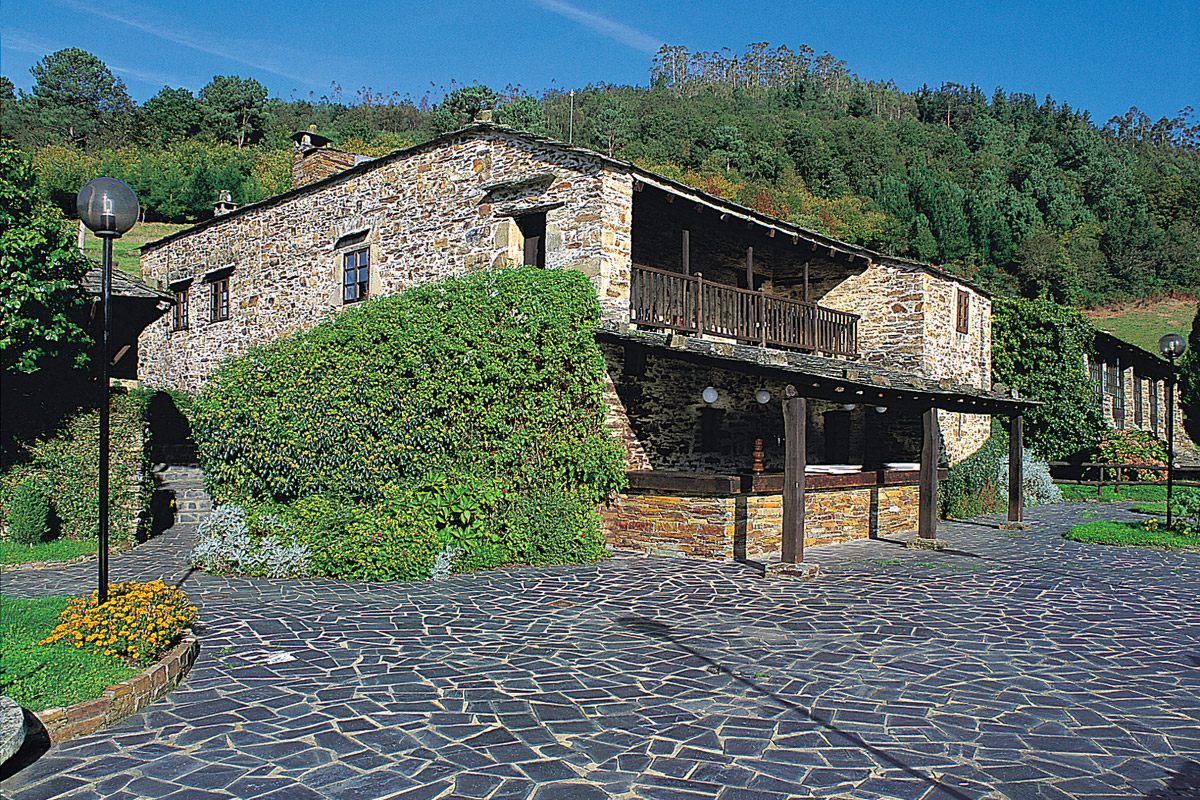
[343,248,369,303]
[172,287,189,331]
[955,290,969,334]
[210,277,230,322]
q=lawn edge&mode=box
[33,630,198,744]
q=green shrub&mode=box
[1170,488,1200,533]
[1094,429,1168,481]
[940,424,1007,519]
[0,391,150,543]
[502,487,607,566]
[9,477,56,544]
[190,266,626,579]
[192,267,625,508]
[992,296,1105,459]
[304,505,443,582]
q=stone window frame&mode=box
[170,279,191,332]
[955,289,970,334]
[1150,380,1159,431]
[332,228,380,308]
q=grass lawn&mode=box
[0,595,136,712]
[77,221,190,277]
[1131,502,1167,515]
[1083,296,1197,354]
[1060,484,1171,502]
[1064,520,1200,551]
[0,538,97,566]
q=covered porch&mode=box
[598,322,1038,571]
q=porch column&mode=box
[909,407,945,549]
[1008,413,1024,523]
[781,391,806,564]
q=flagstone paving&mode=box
[2,471,1198,799]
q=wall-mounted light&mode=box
[875,405,888,413]
[842,403,856,411]
[702,386,719,404]
[755,389,771,404]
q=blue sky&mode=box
[3,0,1197,125]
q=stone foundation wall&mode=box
[140,130,633,392]
[604,483,921,560]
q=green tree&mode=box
[139,87,205,144]
[992,296,1105,459]
[199,75,270,147]
[27,48,132,146]
[0,148,90,374]
[1178,302,1200,446]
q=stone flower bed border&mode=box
[34,631,198,744]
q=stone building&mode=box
[139,122,1033,561]
[1085,330,1198,463]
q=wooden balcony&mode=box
[630,264,859,358]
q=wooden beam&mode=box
[918,408,939,539]
[720,213,730,222]
[767,228,776,238]
[633,180,644,192]
[782,392,806,564]
[803,261,810,302]
[746,246,754,289]
[682,229,690,276]
[1008,414,1024,522]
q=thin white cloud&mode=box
[527,0,662,53]
[59,0,328,88]
[1,29,63,57]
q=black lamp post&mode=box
[77,178,139,605]
[1158,332,1187,528]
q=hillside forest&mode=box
[3,42,1198,307]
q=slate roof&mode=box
[597,320,1039,416]
[81,263,174,302]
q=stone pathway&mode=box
[2,489,1199,799]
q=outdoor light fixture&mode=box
[77,177,139,606]
[1158,332,1188,527]
[842,403,856,411]
[755,389,771,404]
[702,386,719,404]
[875,405,888,413]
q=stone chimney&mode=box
[291,125,358,189]
[213,189,237,216]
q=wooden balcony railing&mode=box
[630,264,859,357]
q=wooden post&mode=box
[695,272,704,336]
[782,392,806,564]
[803,261,810,302]
[682,229,690,276]
[918,407,939,541]
[746,246,754,290]
[760,289,767,347]
[1008,414,1024,523]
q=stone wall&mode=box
[140,130,634,391]
[1083,352,1198,457]
[603,483,921,559]
[820,263,991,463]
